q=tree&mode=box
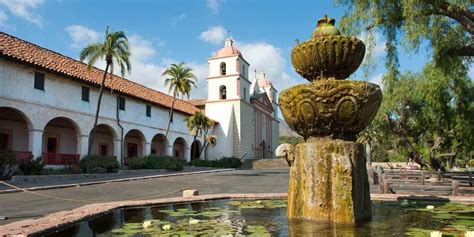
[162,63,197,139]
[365,64,473,170]
[337,0,474,170]
[80,28,131,161]
[185,111,215,159]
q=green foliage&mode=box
[19,157,45,175]
[80,28,131,77]
[0,150,16,167]
[468,159,474,167]
[188,157,242,168]
[162,62,197,138]
[279,136,304,145]
[128,155,185,171]
[79,155,119,173]
[185,111,216,159]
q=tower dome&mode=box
[214,38,241,58]
[257,72,273,88]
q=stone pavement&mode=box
[0,169,290,225]
[0,167,216,191]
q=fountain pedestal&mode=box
[287,138,371,223]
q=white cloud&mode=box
[237,41,300,92]
[65,25,100,48]
[368,73,384,90]
[206,0,221,14]
[359,31,385,59]
[0,0,44,26]
[199,26,228,45]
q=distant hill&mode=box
[279,119,300,137]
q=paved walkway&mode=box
[0,169,290,225]
[0,167,215,191]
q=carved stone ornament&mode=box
[279,80,382,140]
[291,15,365,81]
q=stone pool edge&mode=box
[1,193,473,236]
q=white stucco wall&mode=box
[0,59,198,161]
[0,119,29,151]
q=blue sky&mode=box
[0,0,463,101]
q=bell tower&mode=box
[205,38,253,159]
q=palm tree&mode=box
[202,135,217,160]
[80,27,131,159]
[162,63,196,138]
[185,111,215,159]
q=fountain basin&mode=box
[291,35,365,81]
[279,80,382,140]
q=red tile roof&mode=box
[0,32,200,115]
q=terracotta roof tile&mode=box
[187,99,207,107]
[0,32,200,116]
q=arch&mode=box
[0,107,32,154]
[190,140,202,161]
[124,129,146,158]
[172,137,187,160]
[42,117,81,165]
[219,85,227,100]
[220,62,226,75]
[90,124,117,157]
[151,133,168,156]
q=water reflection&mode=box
[42,200,474,237]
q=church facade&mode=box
[193,38,280,160]
[0,32,279,166]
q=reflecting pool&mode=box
[44,199,474,236]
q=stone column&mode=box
[287,138,372,224]
[142,142,151,156]
[113,139,123,164]
[184,147,191,162]
[166,145,173,157]
[77,134,89,159]
[28,129,43,159]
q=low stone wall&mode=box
[242,159,289,169]
[11,169,166,184]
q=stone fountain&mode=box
[277,16,382,224]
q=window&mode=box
[47,137,57,153]
[219,86,227,100]
[146,104,151,117]
[220,62,226,75]
[127,143,138,157]
[0,133,9,151]
[243,88,247,100]
[81,86,89,102]
[99,144,108,156]
[34,72,45,90]
[118,97,126,110]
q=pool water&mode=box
[44,199,474,236]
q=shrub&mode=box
[128,156,146,169]
[189,157,241,168]
[80,155,119,173]
[128,155,184,171]
[468,159,474,168]
[19,157,45,175]
[0,150,17,179]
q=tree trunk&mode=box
[165,91,177,139]
[87,63,110,157]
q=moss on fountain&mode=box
[281,15,381,224]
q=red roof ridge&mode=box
[0,31,200,116]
